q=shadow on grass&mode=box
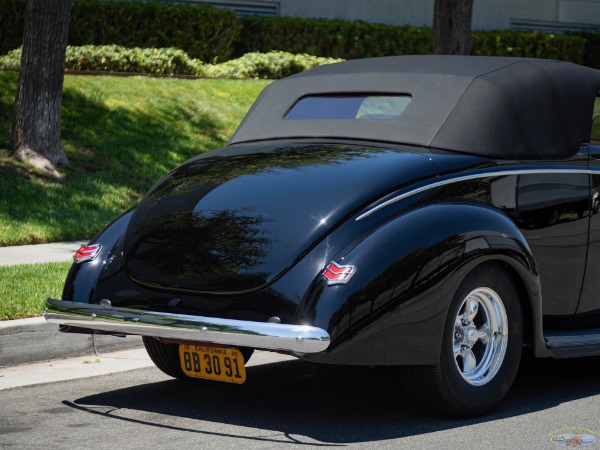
[60,84,229,189]
[0,73,236,244]
[65,354,600,445]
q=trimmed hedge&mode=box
[0,46,341,79]
[69,0,239,62]
[0,45,202,74]
[0,0,25,55]
[471,30,586,63]
[238,16,591,65]
[1,0,599,67]
[204,51,342,79]
[580,32,600,69]
[237,16,433,59]
[0,0,239,62]
[64,45,203,75]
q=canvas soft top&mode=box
[229,55,600,159]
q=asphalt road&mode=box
[1,351,600,450]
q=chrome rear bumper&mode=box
[44,299,330,354]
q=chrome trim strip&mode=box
[44,299,330,354]
[356,168,592,221]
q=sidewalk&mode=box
[0,347,153,390]
[0,240,87,266]
[0,242,144,368]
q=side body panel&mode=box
[301,152,591,364]
[575,144,600,327]
[299,203,539,365]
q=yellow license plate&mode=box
[179,344,246,384]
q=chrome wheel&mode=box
[453,287,508,386]
[399,264,522,417]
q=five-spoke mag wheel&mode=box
[399,263,523,418]
[453,287,508,386]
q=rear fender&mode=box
[62,209,134,303]
[298,202,543,365]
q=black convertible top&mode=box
[229,55,600,159]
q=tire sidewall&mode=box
[439,264,523,415]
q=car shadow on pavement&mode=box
[64,354,600,445]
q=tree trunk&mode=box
[10,0,72,175]
[433,0,474,55]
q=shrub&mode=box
[1,0,599,67]
[0,0,25,56]
[471,31,586,63]
[204,51,342,79]
[0,46,342,79]
[0,0,239,62]
[237,16,433,59]
[64,45,202,75]
[580,32,600,69]
[69,0,239,62]
[0,48,21,69]
[237,16,593,66]
[0,45,203,75]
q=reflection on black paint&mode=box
[493,173,589,321]
[149,144,374,200]
[513,174,589,229]
[489,173,590,230]
[327,171,591,338]
[122,143,437,294]
[326,234,474,345]
[575,170,600,327]
[124,144,381,293]
[126,210,270,292]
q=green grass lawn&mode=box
[0,72,269,320]
[0,71,270,246]
[0,261,71,320]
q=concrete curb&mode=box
[0,316,143,368]
[0,241,143,368]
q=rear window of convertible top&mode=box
[285,95,412,121]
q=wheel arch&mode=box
[399,259,526,418]
[449,257,543,357]
[492,258,540,356]
[299,201,546,365]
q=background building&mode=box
[179,0,600,32]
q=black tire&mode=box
[143,336,186,379]
[238,346,255,364]
[143,336,254,380]
[399,263,523,418]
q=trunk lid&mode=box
[123,142,437,294]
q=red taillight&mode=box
[322,261,356,285]
[73,244,102,263]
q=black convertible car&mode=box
[45,55,600,417]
